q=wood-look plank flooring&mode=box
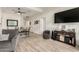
[16,33,79,52]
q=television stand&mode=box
[51,30,76,47]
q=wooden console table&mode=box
[52,30,76,47]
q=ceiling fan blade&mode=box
[12,8,26,14]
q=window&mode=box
[7,19,18,27]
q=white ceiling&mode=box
[1,7,75,17]
[1,7,53,16]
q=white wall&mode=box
[26,21,29,27]
[0,8,2,34]
[0,8,26,35]
[29,7,79,46]
[0,8,26,41]
[30,18,45,34]
[0,8,26,29]
[1,12,25,29]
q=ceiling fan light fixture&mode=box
[13,8,25,15]
[17,12,21,15]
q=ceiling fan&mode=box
[13,8,26,14]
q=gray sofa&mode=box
[0,29,18,52]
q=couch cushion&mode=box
[0,41,11,49]
[0,41,12,52]
[2,29,18,41]
[0,34,9,41]
[1,34,9,41]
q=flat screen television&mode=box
[54,7,79,23]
